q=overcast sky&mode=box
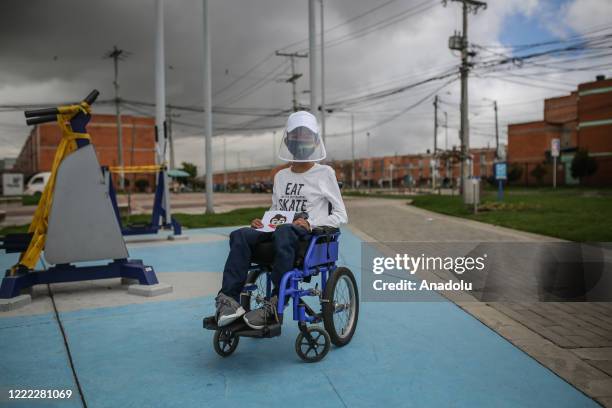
[1,0,611,174]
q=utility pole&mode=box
[202,0,214,213]
[433,95,438,190]
[351,113,355,189]
[444,111,449,150]
[308,0,318,120]
[275,51,308,111]
[166,105,181,169]
[155,0,166,166]
[445,111,450,184]
[223,135,227,192]
[445,0,487,200]
[493,100,499,159]
[366,132,371,189]
[320,0,326,143]
[104,45,128,190]
[272,131,277,166]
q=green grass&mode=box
[124,206,268,229]
[344,191,413,200]
[410,188,612,242]
[21,195,40,206]
[0,206,268,237]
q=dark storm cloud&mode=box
[0,0,601,172]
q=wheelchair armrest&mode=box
[311,226,339,236]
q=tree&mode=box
[530,163,547,185]
[135,178,150,193]
[180,162,197,188]
[571,149,598,181]
[507,163,523,183]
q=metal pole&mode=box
[460,1,469,198]
[553,156,557,188]
[444,111,448,150]
[494,100,499,159]
[168,107,175,170]
[155,0,166,165]
[155,0,173,225]
[320,0,326,143]
[433,95,438,190]
[351,113,355,189]
[367,132,371,189]
[272,131,276,166]
[113,52,125,190]
[434,95,438,154]
[223,135,227,192]
[202,0,214,213]
[291,56,298,111]
[308,0,318,119]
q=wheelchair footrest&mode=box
[203,315,281,338]
[237,323,281,339]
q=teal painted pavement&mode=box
[0,227,597,407]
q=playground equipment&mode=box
[203,227,359,362]
[0,90,170,309]
[105,165,182,237]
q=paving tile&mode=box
[573,348,612,361]
[588,360,612,377]
[596,397,612,408]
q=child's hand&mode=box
[293,218,311,231]
[250,218,263,229]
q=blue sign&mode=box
[495,162,507,180]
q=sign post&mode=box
[551,138,560,189]
[494,162,507,201]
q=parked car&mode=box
[24,172,51,195]
[250,182,273,193]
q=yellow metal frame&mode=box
[12,102,92,274]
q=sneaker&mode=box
[243,296,278,329]
[215,293,245,327]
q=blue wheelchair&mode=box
[203,226,359,362]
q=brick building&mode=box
[508,76,612,186]
[15,114,157,189]
[211,147,497,189]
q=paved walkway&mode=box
[347,197,612,407]
[0,223,599,407]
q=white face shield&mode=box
[278,111,326,162]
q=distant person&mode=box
[214,111,347,329]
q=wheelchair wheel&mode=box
[240,269,269,312]
[213,329,239,357]
[322,267,359,347]
[295,326,330,363]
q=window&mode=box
[31,177,44,184]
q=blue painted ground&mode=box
[0,227,597,407]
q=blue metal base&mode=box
[121,217,182,236]
[0,259,159,299]
[106,167,183,237]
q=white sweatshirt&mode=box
[270,164,348,228]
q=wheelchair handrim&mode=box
[252,272,268,308]
[333,275,356,339]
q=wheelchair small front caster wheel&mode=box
[295,327,330,363]
[213,329,239,357]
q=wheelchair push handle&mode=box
[24,89,100,125]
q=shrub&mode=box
[135,178,150,193]
[571,149,598,181]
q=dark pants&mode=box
[220,224,311,301]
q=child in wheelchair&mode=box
[215,111,347,329]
